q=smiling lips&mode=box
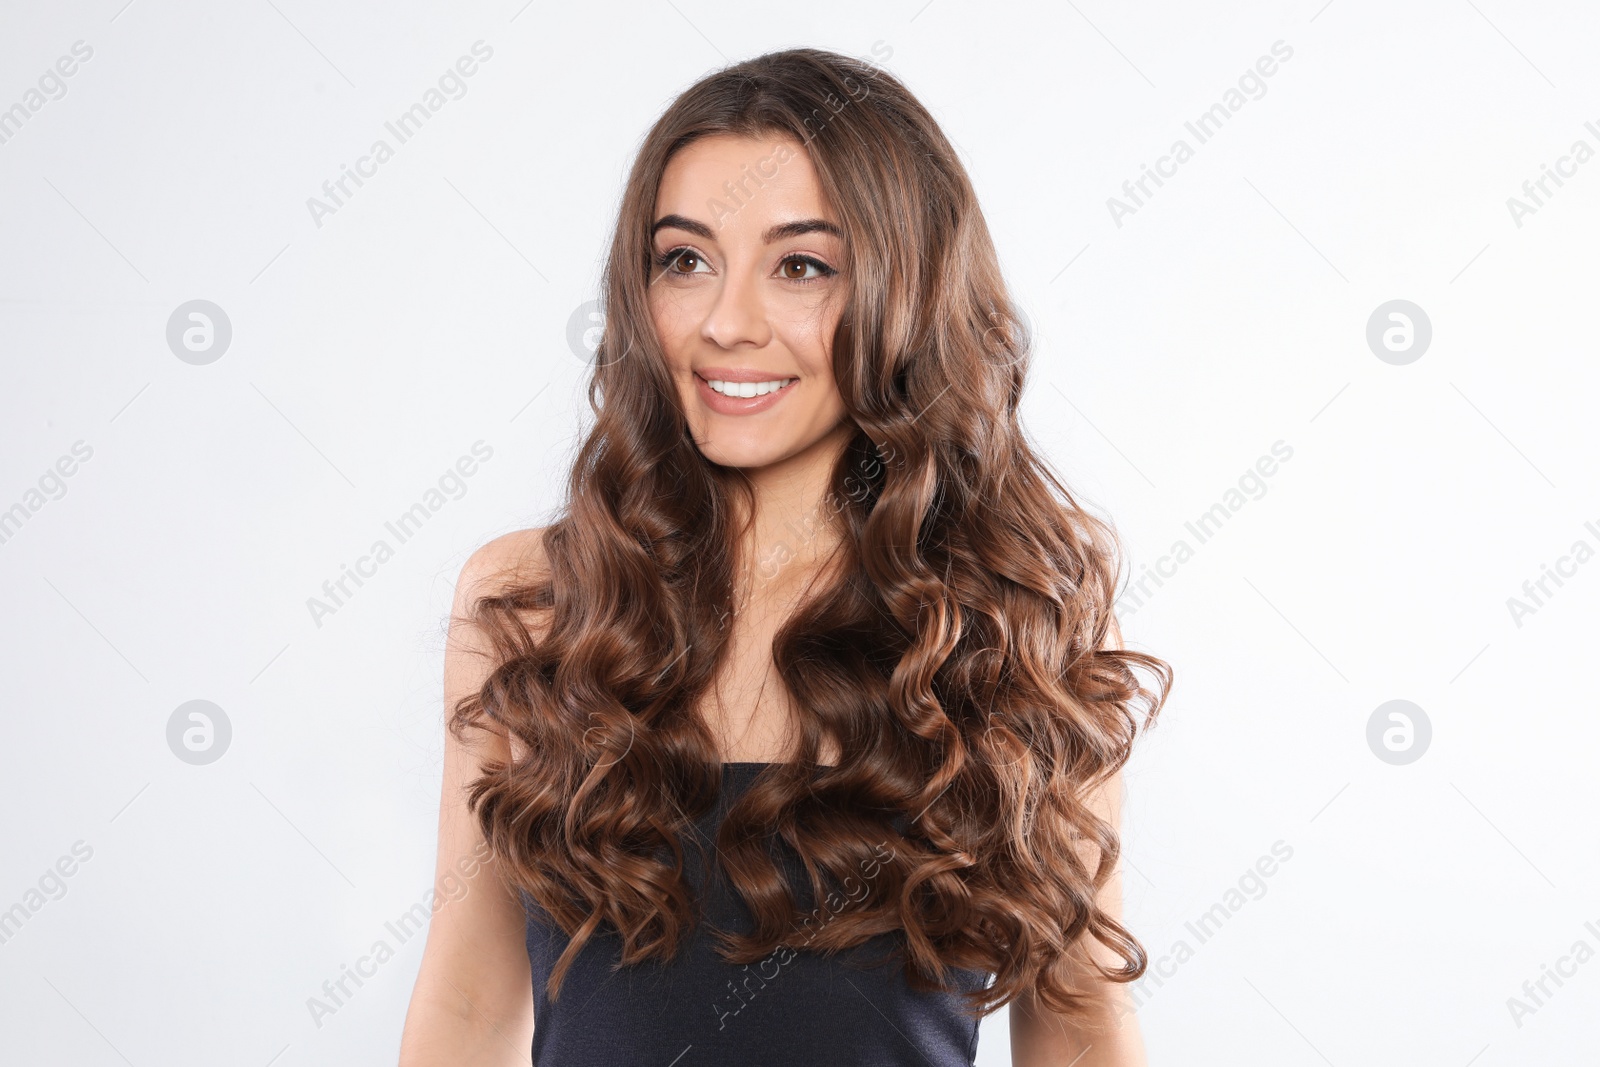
[694,368,799,415]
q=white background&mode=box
[1,1,1595,1064]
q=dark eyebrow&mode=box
[762,218,844,243]
[650,214,843,244]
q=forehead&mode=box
[654,133,836,234]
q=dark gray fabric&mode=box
[522,761,991,1065]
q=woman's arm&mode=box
[1010,613,1147,1066]
[398,534,542,1066]
[1007,767,1146,1067]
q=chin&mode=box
[696,438,789,470]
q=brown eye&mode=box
[654,247,707,276]
[779,255,836,284]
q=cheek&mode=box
[648,296,692,362]
[776,307,840,373]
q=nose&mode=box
[699,268,772,350]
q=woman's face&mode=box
[647,133,850,471]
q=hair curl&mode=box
[450,45,1172,1026]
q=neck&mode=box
[734,421,856,591]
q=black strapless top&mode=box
[520,761,992,1065]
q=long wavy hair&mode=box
[450,45,1172,1025]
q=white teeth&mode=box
[706,378,795,397]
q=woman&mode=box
[400,47,1170,1067]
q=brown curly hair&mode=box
[449,45,1172,1027]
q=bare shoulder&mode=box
[400,527,555,1051]
[453,525,554,621]
[1101,608,1125,653]
[448,525,555,766]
